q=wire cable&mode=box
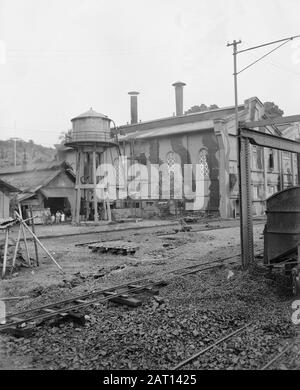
[237,40,290,75]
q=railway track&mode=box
[74,220,265,247]
[261,343,294,370]
[172,322,296,370]
[0,253,242,335]
[172,322,253,370]
[156,220,265,237]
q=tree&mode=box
[185,104,219,115]
[58,130,72,144]
[263,102,284,119]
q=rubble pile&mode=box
[1,265,297,370]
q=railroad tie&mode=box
[103,291,142,307]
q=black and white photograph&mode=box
[0,0,300,378]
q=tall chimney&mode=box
[128,91,139,124]
[172,81,186,116]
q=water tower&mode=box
[65,108,117,223]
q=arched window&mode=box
[166,151,176,173]
[198,148,209,177]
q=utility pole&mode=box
[227,34,300,268]
[11,137,20,167]
[227,40,242,138]
[227,40,243,264]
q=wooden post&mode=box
[18,204,31,266]
[29,205,39,266]
[15,211,64,273]
[11,224,22,272]
[2,228,9,278]
[106,199,111,222]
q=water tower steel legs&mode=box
[92,150,98,222]
[75,151,82,224]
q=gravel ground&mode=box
[1,220,299,370]
[1,263,299,370]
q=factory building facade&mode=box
[115,85,298,218]
[62,83,299,221]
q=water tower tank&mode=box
[65,107,116,147]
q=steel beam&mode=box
[238,132,254,267]
[244,114,300,128]
[239,126,300,267]
[240,128,300,153]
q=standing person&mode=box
[46,208,52,224]
[61,211,65,223]
[51,214,55,224]
[55,210,61,223]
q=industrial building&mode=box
[63,82,299,222]
[0,161,75,222]
[0,179,18,219]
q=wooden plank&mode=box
[29,205,39,266]
[18,204,31,266]
[103,291,141,307]
[1,228,9,278]
[15,211,63,273]
[11,225,22,271]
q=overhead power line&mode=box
[237,40,290,75]
[236,34,300,54]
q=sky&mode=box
[0,0,300,146]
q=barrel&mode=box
[264,186,300,264]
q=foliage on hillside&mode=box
[184,104,219,115]
[0,139,56,169]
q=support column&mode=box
[93,150,98,222]
[291,152,295,186]
[214,120,230,218]
[263,148,268,205]
[75,151,82,224]
[238,132,254,267]
[279,151,284,190]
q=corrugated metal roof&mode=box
[119,119,214,141]
[16,192,35,202]
[71,108,109,121]
[0,178,19,193]
[0,169,61,193]
[0,162,75,194]
[118,103,245,134]
[40,188,75,198]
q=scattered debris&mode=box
[88,241,139,255]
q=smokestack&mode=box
[172,81,186,116]
[128,91,139,124]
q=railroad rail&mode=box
[0,278,163,333]
[74,220,266,247]
[156,220,265,237]
[0,253,242,334]
[261,343,294,370]
[172,322,253,370]
[172,322,296,370]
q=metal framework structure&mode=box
[238,115,300,267]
